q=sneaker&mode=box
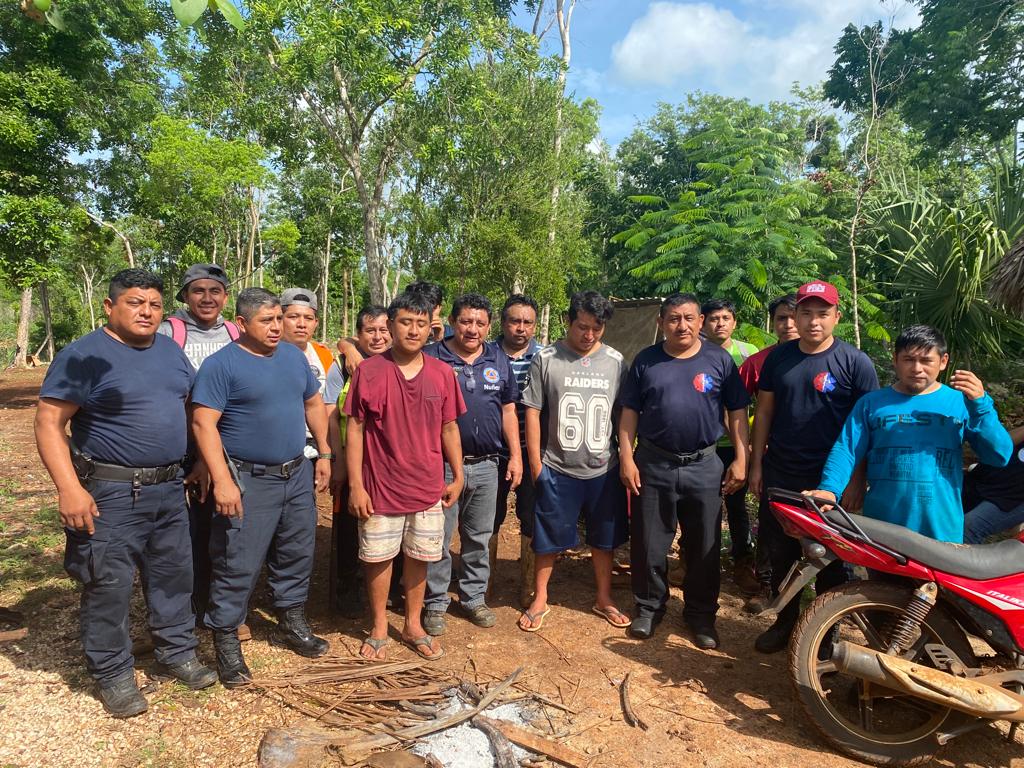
[422,609,447,637]
[150,656,218,690]
[98,674,148,718]
[461,603,496,628]
[755,619,795,654]
[732,557,761,595]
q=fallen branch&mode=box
[473,715,589,768]
[619,672,647,731]
[472,715,517,768]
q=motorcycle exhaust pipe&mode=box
[831,641,1024,721]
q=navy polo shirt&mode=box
[619,341,750,453]
[425,340,518,456]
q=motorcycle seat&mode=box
[823,510,1024,580]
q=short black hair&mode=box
[768,293,798,321]
[895,325,948,357]
[501,294,539,323]
[450,292,492,321]
[388,290,435,321]
[236,287,280,321]
[406,280,444,310]
[108,268,164,301]
[660,292,701,317]
[356,304,388,332]
[568,290,614,325]
[700,298,735,317]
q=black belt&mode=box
[636,437,715,466]
[231,455,305,478]
[464,454,499,465]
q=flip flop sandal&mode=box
[405,635,445,660]
[518,606,551,633]
[591,605,630,628]
[360,636,389,660]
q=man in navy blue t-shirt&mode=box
[422,293,519,636]
[748,280,879,653]
[35,269,217,717]
[618,293,750,651]
[191,288,332,688]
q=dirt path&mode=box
[0,368,1020,767]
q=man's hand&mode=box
[950,370,985,401]
[314,457,331,493]
[530,461,544,483]
[802,489,837,510]
[183,460,211,502]
[722,460,746,495]
[505,454,523,491]
[348,485,374,519]
[60,485,100,534]
[620,457,642,496]
[330,459,347,497]
[748,461,763,498]
[213,481,243,518]
[442,476,464,508]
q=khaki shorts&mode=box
[358,501,444,563]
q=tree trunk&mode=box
[341,267,350,339]
[540,303,551,345]
[80,264,97,329]
[13,286,32,368]
[38,281,55,362]
[545,0,575,258]
[320,225,333,344]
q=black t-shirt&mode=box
[759,338,879,474]
[619,342,750,453]
[964,442,1024,512]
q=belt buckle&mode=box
[281,462,292,479]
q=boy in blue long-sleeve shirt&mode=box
[811,325,1012,543]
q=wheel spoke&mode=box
[848,611,887,650]
[858,681,875,731]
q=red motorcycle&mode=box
[765,487,1024,766]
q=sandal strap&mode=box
[362,637,388,650]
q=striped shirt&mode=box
[499,337,542,451]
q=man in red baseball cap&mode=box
[747,280,879,653]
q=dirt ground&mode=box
[0,367,1021,768]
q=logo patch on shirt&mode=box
[483,367,499,384]
[580,356,591,368]
[814,371,837,393]
[692,373,715,393]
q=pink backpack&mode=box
[167,316,240,348]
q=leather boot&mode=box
[151,656,218,690]
[97,673,148,718]
[271,605,329,658]
[519,535,535,609]
[213,630,252,689]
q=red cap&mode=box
[796,280,839,306]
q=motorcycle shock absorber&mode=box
[885,581,938,655]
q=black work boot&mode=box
[97,673,148,718]
[213,630,252,689]
[755,618,796,654]
[271,605,329,658]
[151,656,218,690]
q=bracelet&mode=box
[318,452,335,460]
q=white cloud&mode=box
[610,0,919,101]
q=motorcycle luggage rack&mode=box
[767,487,908,566]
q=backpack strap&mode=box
[224,320,240,341]
[168,316,187,348]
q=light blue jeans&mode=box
[424,459,499,612]
[963,500,1024,544]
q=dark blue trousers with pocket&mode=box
[64,477,197,684]
[204,459,316,632]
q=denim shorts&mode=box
[532,466,629,554]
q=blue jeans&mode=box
[964,500,1024,544]
[425,459,499,612]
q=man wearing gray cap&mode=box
[281,288,339,416]
[158,264,239,371]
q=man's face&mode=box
[282,305,319,347]
[239,304,283,351]
[795,299,840,344]
[502,304,537,350]
[565,310,605,355]
[894,346,948,394]
[388,309,431,355]
[772,305,799,342]
[104,288,164,342]
[658,302,702,353]
[450,307,491,355]
[184,279,228,325]
[702,308,736,344]
[356,313,390,356]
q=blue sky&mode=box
[518,1,920,146]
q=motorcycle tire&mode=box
[789,580,976,767]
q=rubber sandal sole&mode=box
[404,635,445,660]
[591,605,631,628]
[518,607,551,633]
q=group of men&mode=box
[35,263,1020,718]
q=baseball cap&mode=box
[796,280,839,306]
[281,287,319,312]
[176,264,229,302]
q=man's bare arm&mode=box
[191,405,243,518]
[500,403,521,489]
[748,390,775,498]
[34,398,98,533]
[441,420,464,507]
[525,407,543,482]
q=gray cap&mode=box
[176,263,229,302]
[280,287,319,312]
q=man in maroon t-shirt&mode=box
[344,291,466,661]
[738,293,798,396]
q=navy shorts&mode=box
[532,466,629,554]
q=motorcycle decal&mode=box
[954,584,1024,611]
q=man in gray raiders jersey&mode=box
[157,264,239,371]
[518,291,631,633]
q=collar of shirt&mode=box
[434,339,500,369]
[500,337,541,362]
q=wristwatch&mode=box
[318,452,335,460]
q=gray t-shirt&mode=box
[521,341,627,480]
[157,308,236,372]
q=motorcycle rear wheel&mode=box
[790,580,976,767]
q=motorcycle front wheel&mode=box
[789,580,976,767]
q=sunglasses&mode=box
[460,366,476,393]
